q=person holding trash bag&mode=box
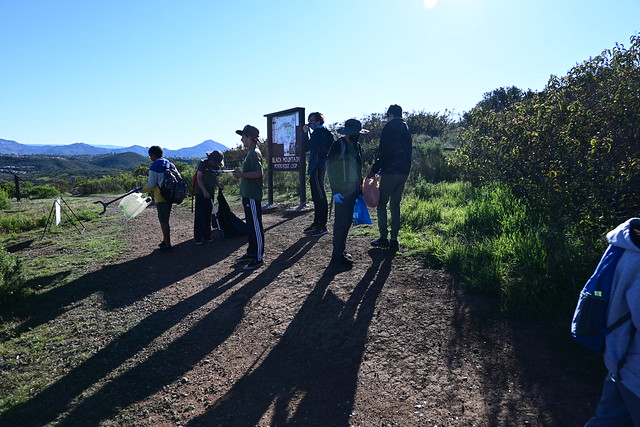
[302,111,333,237]
[193,150,225,245]
[326,118,368,268]
[367,104,412,252]
[232,125,265,271]
[139,145,175,253]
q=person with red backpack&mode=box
[193,150,225,245]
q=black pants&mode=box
[194,193,213,241]
[309,167,328,228]
[242,197,264,261]
[331,192,357,259]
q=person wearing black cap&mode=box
[193,150,225,245]
[368,104,413,252]
[326,118,368,267]
[302,111,333,237]
[232,125,265,270]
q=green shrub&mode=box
[0,213,48,233]
[0,245,25,300]
[28,184,60,200]
[0,189,10,210]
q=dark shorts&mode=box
[156,202,172,223]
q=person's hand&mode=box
[302,124,310,133]
[233,169,242,179]
[366,171,375,179]
[333,193,344,204]
[204,191,211,199]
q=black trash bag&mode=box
[214,191,249,238]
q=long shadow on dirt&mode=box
[189,249,394,426]
[3,235,246,335]
[0,236,320,426]
[447,280,604,426]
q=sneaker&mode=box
[159,244,174,253]
[370,238,390,249]
[194,240,204,246]
[235,253,255,264]
[243,259,264,270]
[389,240,399,251]
[303,224,318,234]
[330,255,354,268]
[311,227,328,237]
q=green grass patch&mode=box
[400,179,597,318]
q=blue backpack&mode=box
[571,245,630,352]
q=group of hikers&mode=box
[135,105,640,424]
[139,104,413,271]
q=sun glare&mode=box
[424,0,437,8]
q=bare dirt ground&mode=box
[1,200,605,426]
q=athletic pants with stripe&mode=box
[309,167,328,228]
[242,197,264,261]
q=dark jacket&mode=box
[304,126,333,174]
[370,118,412,175]
[327,136,363,198]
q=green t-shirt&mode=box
[240,147,263,200]
[195,159,218,196]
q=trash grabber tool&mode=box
[94,187,142,214]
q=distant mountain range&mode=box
[0,138,230,158]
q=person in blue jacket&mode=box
[586,218,640,426]
[139,145,175,252]
[302,112,333,237]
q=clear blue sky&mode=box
[1,0,638,150]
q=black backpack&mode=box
[160,163,188,204]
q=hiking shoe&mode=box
[235,253,255,263]
[159,244,174,253]
[330,255,353,269]
[311,227,328,237]
[243,259,264,270]
[370,238,390,248]
[389,240,399,251]
[303,224,318,234]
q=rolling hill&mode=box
[0,139,229,158]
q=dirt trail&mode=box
[1,201,604,426]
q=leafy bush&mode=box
[0,189,10,210]
[28,184,60,199]
[0,245,25,300]
[453,34,640,234]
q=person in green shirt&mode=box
[232,125,264,270]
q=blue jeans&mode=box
[585,372,640,426]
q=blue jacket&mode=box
[604,218,640,398]
[304,126,333,174]
[140,158,173,202]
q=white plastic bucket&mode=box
[118,192,151,220]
